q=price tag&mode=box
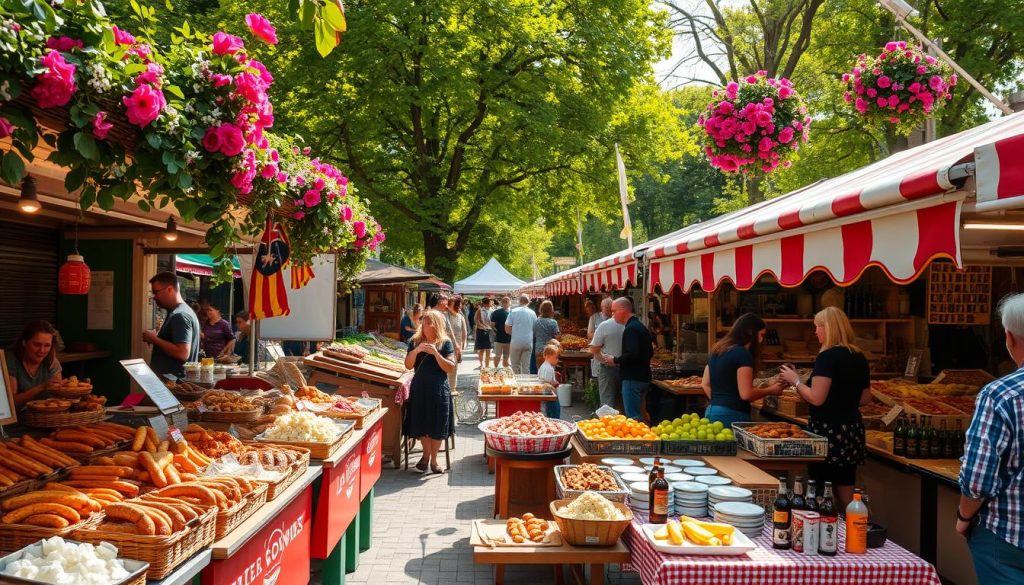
[168,426,185,443]
[147,415,169,441]
[882,405,904,427]
[197,403,209,413]
[171,410,188,431]
[227,425,241,439]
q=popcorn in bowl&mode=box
[2,537,132,584]
[557,491,626,521]
[264,411,339,442]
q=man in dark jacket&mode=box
[600,297,652,421]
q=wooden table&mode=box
[471,525,630,585]
[486,446,570,519]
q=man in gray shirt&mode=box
[143,272,201,379]
[589,311,625,409]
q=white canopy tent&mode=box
[454,257,526,294]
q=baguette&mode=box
[20,436,77,466]
[131,427,147,452]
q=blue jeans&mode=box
[622,380,649,421]
[544,398,560,419]
[704,404,752,429]
[968,525,1024,585]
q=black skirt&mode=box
[808,418,866,466]
[475,329,493,349]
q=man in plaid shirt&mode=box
[958,293,1024,584]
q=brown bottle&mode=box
[648,457,661,494]
[650,467,670,524]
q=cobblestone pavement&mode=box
[315,348,642,585]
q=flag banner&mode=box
[615,144,633,246]
[248,218,291,319]
[291,265,315,289]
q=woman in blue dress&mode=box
[404,310,457,474]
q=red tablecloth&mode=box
[623,516,941,585]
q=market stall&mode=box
[454,257,527,295]
[350,259,449,337]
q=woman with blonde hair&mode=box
[780,306,872,510]
[404,310,457,474]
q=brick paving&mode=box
[315,349,643,585]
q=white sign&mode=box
[238,254,338,341]
[0,350,17,425]
[87,271,114,330]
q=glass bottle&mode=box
[906,414,919,458]
[805,480,819,513]
[790,474,806,511]
[772,477,792,550]
[818,482,838,556]
[893,414,906,456]
[650,467,669,524]
[955,419,966,458]
[940,420,953,459]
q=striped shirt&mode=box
[959,366,1024,548]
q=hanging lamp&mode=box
[58,222,91,295]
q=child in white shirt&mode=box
[537,343,561,419]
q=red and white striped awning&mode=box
[579,251,638,292]
[975,131,1024,211]
[647,112,1024,294]
[544,267,582,297]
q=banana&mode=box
[682,520,722,546]
[678,515,736,538]
[666,520,684,546]
[653,525,669,540]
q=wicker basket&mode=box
[574,431,659,456]
[254,419,354,459]
[248,444,311,501]
[554,465,629,503]
[71,507,216,580]
[20,409,105,428]
[732,423,828,458]
[0,538,149,585]
[659,439,737,456]
[215,482,269,539]
[69,442,130,464]
[478,419,577,454]
[48,386,94,400]
[187,408,262,424]
[548,499,632,546]
[0,515,102,555]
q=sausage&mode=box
[21,514,70,529]
[104,503,156,536]
[135,500,186,531]
[20,436,78,466]
[173,454,199,474]
[1,491,90,511]
[63,480,140,497]
[138,505,172,535]
[71,466,135,478]
[40,438,92,453]
[152,484,219,507]
[163,464,181,485]
[131,427,147,452]
[139,452,167,488]
[53,430,106,448]
[2,503,81,524]
[112,452,140,467]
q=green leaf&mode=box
[79,185,97,210]
[97,188,115,210]
[300,1,316,30]
[138,199,152,212]
[288,0,300,18]
[74,132,99,161]
[0,152,26,186]
[181,20,190,37]
[124,63,148,75]
[322,2,347,33]
[314,18,337,57]
[165,0,174,11]
[64,165,88,192]
[177,172,193,190]
[129,0,143,18]
[146,133,162,149]
[164,85,185,99]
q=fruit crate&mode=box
[659,438,737,456]
[575,430,659,456]
[731,423,828,458]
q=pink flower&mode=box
[277,172,288,183]
[123,84,166,127]
[889,116,900,124]
[887,95,900,108]
[303,190,321,207]
[876,97,888,108]
[269,149,279,162]
[249,60,274,85]
[46,36,83,52]
[245,13,278,45]
[778,126,795,144]
[841,73,850,82]
[884,41,898,52]
[295,175,306,186]
[202,127,222,153]
[231,169,255,194]
[342,206,353,221]
[216,123,246,156]
[909,82,921,93]
[112,26,135,45]
[294,211,306,221]
[778,86,793,99]
[128,44,151,61]
[0,117,13,139]
[949,74,958,86]
[302,147,311,155]
[866,88,877,98]
[876,76,891,89]
[211,32,244,55]
[925,55,937,65]
[233,71,267,103]
[855,98,868,113]
[916,66,927,75]
[929,75,944,90]
[843,92,852,103]
[31,51,77,108]
[725,81,739,99]
[210,73,232,87]
[135,62,164,86]
[757,137,775,152]
[92,112,113,139]
[261,163,278,179]
[353,239,365,249]
[313,178,325,190]
[353,221,367,238]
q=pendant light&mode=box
[164,215,178,241]
[18,175,40,213]
[58,222,91,295]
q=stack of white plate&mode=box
[602,457,634,467]
[638,457,658,466]
[672,482,709,517]
[644,464,683,475]
[619,472,649,484]
[696,475,733,487]
[707,486,753,508]
[684,466,719,477]
[612,465,645,475]
[664,472,694,483]
[713,501,765,537]
[626,481,675,514]
[672,459,704,468]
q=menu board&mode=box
[119,359,183,414]
[0,350,17,426]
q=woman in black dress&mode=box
[404,310,457,475]
[780,306,872,511]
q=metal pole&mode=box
[893,13,1014,115]
[248,318,257,375]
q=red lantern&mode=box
[58,254,91,295]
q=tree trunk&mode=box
[746,175,764,205]
[423,230,459,283]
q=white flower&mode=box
[0,80,12,102]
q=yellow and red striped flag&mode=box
[248,218,291,319]
[291,264,314,289]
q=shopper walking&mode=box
[403,310,456,475]
[588,298,613,379]
[505,294,537,374]
[490,297,512,368]
[780,306,871,511]
[532,301,561,375]
[400,304,422,343]
[599,297,652,421]
[702,313,785,428]
[200,304,235,359]
[446,296,468,391]
[590,303,625,410]
[474,298,494,369]
[143,272,201,379]
[956,293,1024,584]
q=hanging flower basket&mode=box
[843,41,957,135]
[699,71,811,175]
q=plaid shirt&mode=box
[959,366,1024,548]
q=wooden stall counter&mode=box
[479,392,558,417]
[866,430,960,484]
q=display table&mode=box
[200,466,321,585]
[486,445,571,519]
[559,351,592,390]
[568,435,821,472]
[471,526,630,585]
[623,518,941,585]
[478,392,558,417]
[148,550,211,585]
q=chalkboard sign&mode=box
[0,350,18,426]
[120,359,183,414]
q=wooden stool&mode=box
[486,446,571,519]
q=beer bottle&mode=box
[940,420,954,458]
[772,477,792,550]
[790,474,807,511]
[893,414,906,456]
[805,480,819,513]
[818,481,838,556]
[650,467,669,524]
[955,419,966,458]
[906,414,919,458]
[928,416,941,458]
[648,457,661,494]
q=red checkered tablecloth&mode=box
[622,516,941,585]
